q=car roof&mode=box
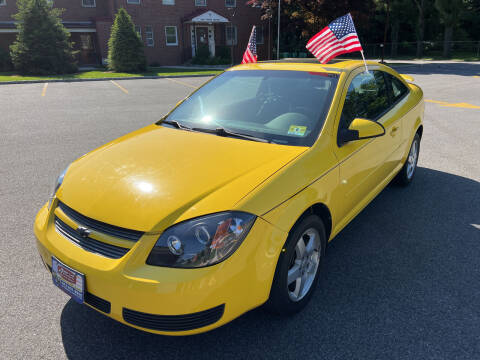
[228,59,386,74]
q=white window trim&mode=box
[162,0,175,4]
[225,25,237,46]
[225,0,236,7]
[165,26,178,46]
[195,0,207,7]
[127,0,141,4]
[81,0,96,8]
[145,25,154,47]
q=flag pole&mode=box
[360,50,369,73]
[277,0,281,59]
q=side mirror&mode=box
[338,118,385,146]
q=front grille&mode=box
[85,292,111,314]
[122,304,225,332]
[57,201,144,242]
[54,217,129,259]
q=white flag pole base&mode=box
[360,51,369,73]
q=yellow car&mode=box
[34,60,424,335]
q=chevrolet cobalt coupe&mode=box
[35,60,424,335]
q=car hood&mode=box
[58,125,307,232]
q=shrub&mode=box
[196,44,210,59]
[215,45,231,62]
[192,45,231,65]
[10,0,78,75]
[192,45,210,64]
[192,56,206,65]
[0,47,13,72]
[108,8,147,72]
[213,56,231,65]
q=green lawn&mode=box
[0,67,223,82]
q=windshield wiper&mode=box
[162,120,270,143]
[161,119,192,130]
[191,126,270,143]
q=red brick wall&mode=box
[95,19,113,62]
[0,0,19,21]
[0,0,268,66]
[105,0,267,65]
[0,0,110,21]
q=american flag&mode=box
[241,26,257,64]
[306,13,363,64]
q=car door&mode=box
[332,69,402,227]
[384,72,412,162]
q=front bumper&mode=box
[34,202,288,335]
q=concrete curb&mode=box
[0,73,219,85]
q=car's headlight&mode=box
[48,166,69,209]
[147,212,256,268]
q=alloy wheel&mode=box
[287,228,321,302]
[406,139,418,179]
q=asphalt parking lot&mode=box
[1,63,479,359]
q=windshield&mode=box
[163,70,338,146]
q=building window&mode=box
[82,0,95,7]
[165,26,178,46]
[225,0,236,7]
[127,0,140,4]
[0,0,6,6]
[225,25,237,46]
[145,25,154,47]
[135,25,142,39]
[195,0,206,6]
[163,0,175,4]
[257,25,264,44]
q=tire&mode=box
[395,133,420,186]
[265,214,326,315]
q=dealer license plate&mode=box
[51,257,85,304]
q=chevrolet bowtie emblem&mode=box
[77,226,91,238]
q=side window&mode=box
[340,71,390,129]
[387,74,409,103]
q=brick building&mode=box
[0,0,268,66]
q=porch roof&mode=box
[183,10,230,24]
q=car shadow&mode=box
[60,167,480,360]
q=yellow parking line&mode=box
[474,75,479,78]
[165,77,198,89]
[425,99,480,109]
[41,83,48,97]
[425,99,448,105]
[110,80,128,94]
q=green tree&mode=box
[10,0,77,75]
[107,8,146,72]
[380,0,415,57]
[248,0,373,56]
[461,0,480,44]
[435,0,464,57]
[0,47,12,71]
[412,0,426,58]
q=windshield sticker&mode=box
[288,125,307,136]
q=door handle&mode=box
[390,126,399,136]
